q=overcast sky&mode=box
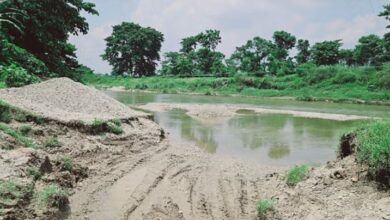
[69,0,389,73]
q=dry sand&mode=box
[0,78,388,220]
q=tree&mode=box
[379,4,390,28]
[229,37,273,75]
[272,31,296,60]
[102,22,164,76]
[296,39,310,64]
[3,0,98,78]
[353,34,384,66]
[0,0,25,33]
[339,49,355,66]
[310,40,342,65]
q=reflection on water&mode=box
[104,91,387,166]
[153,109,362,166]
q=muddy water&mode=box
[106,91,389,166]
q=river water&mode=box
[106,91,389,166]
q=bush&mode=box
[287,165,310,186]
[0,103,12,123]
[108,123,123,135]
[2,64,40,88]
[305,65,337,84]
[332,71,357,84]
[354,122,390,187]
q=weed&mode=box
[27,167,42,180]
[62,157,73,172]
[287,165,310,186]
[108,123,123,135]
[19,125,32,135]
[44,136,62,148]
[256,198,274,219]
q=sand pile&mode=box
[0,78,147,122]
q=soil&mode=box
[0,79,389,220]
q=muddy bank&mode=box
[138,102,374,122]
[0,79,389,220]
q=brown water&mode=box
[106,91,388,166]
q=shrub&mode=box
[62,157,73,172]
[19,125,32,136]
[2,64,40,88]
[44,137,62,148]
[108,123,123,135]
[27,167,42,180]
[35,184,68,208]
[256,199,274,218]
[332,71,357,84]
[354,122,390,187]
[287,165,310,186]
[305,65,337,84]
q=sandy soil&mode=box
[0,79,389,220]
[138,102,373,122]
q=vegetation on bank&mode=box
[82,63,390,103]
[287,165,310,186]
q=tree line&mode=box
[0,0,389,87]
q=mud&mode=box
[0,79,389,220]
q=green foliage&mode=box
[19,125,32,135]
[287,165,310,186]
[0,180,31,209]
[111,119,121,127]
[14,111,27,122]
[27,167,42,180]
[43,136,62,148]
[379,4,390,28]
[0,101,12,123]
[1,64,40,87]
[354,34,385,66]
[272,30,296,60]
[310,40,343,65]
[35,184,67,207]
[108,123,123,135]
[62,157,73,172]
[256,199,274,214]
[354,122,390,187]
[296,39,310,64]
[102,22,164,76]
[90,118,105,134]
[0,123,35,148]
[3,0,98,78]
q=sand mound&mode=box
[0,78,147,122]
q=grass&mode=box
[82,64,390,104]
[19,125,32,135]
[256,198,274,218]
[62,157,73,172]
[43,136,62,148]
[353,121,390,187]
[27,167,42,180]
[0,123,35,148]
[108,123,123,135]
[0,180,32,209]
[34,184,67,208]
[287,165,310,186]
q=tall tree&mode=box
[296,39,310,64]
[102,22,164,76]
[354,34,384,66]
[310,40,342,65]
[4,0,98,78]
[379,4,390,28]
[272,31,296,60]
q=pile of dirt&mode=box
[0,78,147,123]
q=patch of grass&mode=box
[35,184,67,207]
[0,123,35,148]
[0,180,32,209]
[353,121,390,187]
[43,136,62,148]
[287,165,310,186]
[256,198,274,217]
[27,167,42,180]
[14,111,28,122]
[0,104,12,123]
[19,125,32,136]
[90,118,106,134]
[62,157,73,172]
[108,123,123,135]
[111,119,121,127]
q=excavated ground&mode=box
[0,79,389,220]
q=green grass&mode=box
[19,125,32,135]
[34,184,67,207]
[82,64,390,104]
[43,136,62,148]
[353,121,390,187]
[0,123,35,148]
[27,167,42,180]
[0,180,32,210]
[62,157,73,172]
[108,123,123,135]
[256,199,274,215]
[287,165,310,186]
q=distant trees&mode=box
[354,35,384,66]
[161,29,225,76]
[310,40,342,65]
[102,22,164,77]
[296,40,310,64]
